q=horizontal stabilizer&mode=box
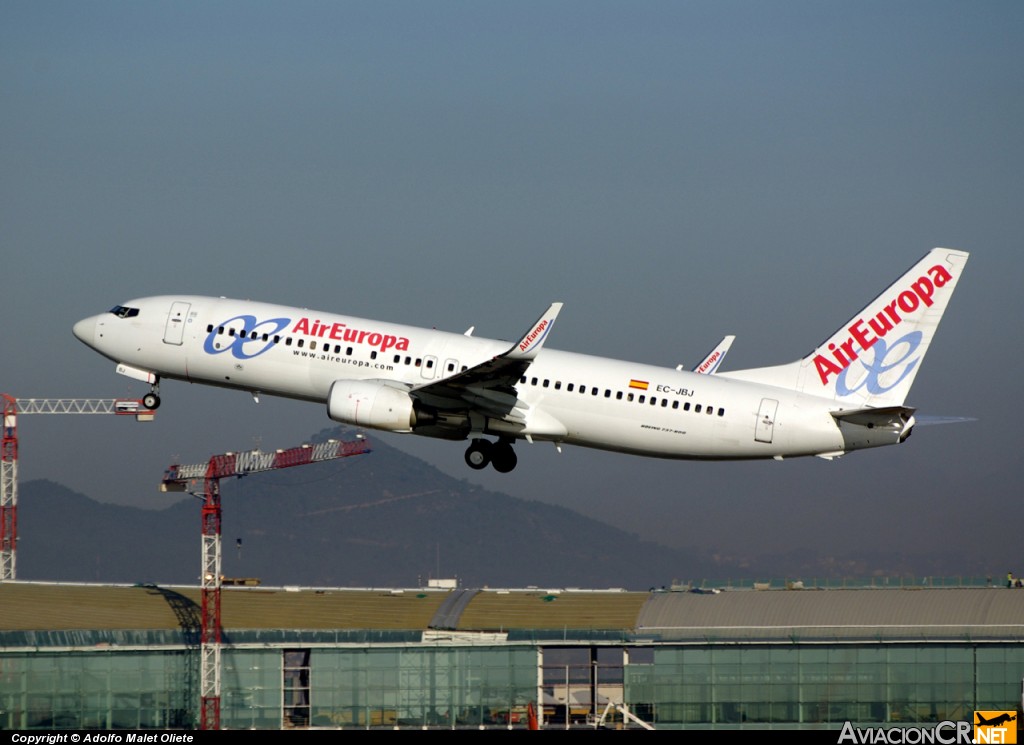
[911,415,976,426]
[831,405,915,430]
[830,405,918,450]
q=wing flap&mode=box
[463,387,529,423]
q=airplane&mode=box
[72,248,969,473]
[975,713,1016,727]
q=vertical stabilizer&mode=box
[721,248,969,407]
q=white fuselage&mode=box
[73,295,863,461]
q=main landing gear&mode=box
[464,438,518,473]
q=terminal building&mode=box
[1,581,1022,730]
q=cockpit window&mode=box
[108,305,140,319]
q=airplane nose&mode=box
[73,316,95,346]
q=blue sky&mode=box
[2,1,1022,574]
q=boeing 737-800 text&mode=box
[72,248,968,472]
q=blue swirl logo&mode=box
[203,315,291,359]
[836,330,922,396]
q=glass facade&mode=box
[305,647,537,728]
[0,651,192,729]
[624,645,1024,728]
[2,643,1021,729]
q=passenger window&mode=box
[718,408,725,416]
[695,404,702,413]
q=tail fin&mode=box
[720,248,969,407]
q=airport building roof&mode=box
[2,581,1023,647]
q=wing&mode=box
[411,303,563,428]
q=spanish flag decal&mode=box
[629,379,649,391]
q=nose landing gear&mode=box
[464,438,518,472]
[142,381,161,410]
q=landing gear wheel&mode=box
[465,439,492,470]
[142,393,161,410]
[491,442,518,473]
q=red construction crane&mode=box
[159,435,372,731]
[1,394,155,581]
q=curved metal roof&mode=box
[637,587,1024,642]
[2,582,1023,645]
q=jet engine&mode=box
[327,380,416,432]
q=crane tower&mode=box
[160,435,372,730]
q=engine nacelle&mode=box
[327,380,416,432]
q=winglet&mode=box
[691,335,736,374]
[505,302,563,361]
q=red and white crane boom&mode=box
[1,394,155,581]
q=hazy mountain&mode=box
[13,426,985,589]
[16,427,717,589]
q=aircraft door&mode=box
[163,302,191,345]
[755,398,778,444]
